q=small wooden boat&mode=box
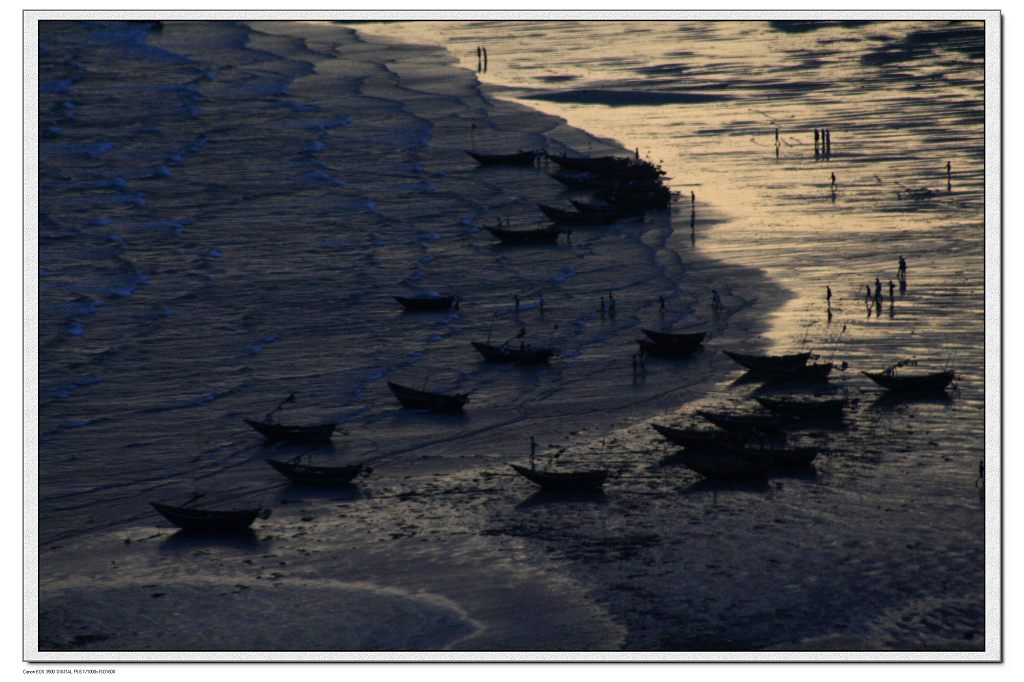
[755,396,846,419]
[485,224,561,245]
[537,203,614,227]
[723,350,812,372]
[642,329,708,347]
[670,451,770,480]
[387,381,469,412]
[151,502,268,531]
[862,369,955,393]
[393,294,456,311]
[598,185,673,209]
[570,199,644,218]
[265,459,366,485]
[697,410,787,432]
[471,341,557,365]
[722,444,820,468]
[548,154,664,180]
[244,419,337,443]
[636,338,702,357]
[466,150,537,166]
[510,464,608,491]
[651,423,744,449]
[550,170,604,189]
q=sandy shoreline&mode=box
[35,20,790,655]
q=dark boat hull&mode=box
[652,423,742,449]
[697,410,787,432]
[755,396,846,419]
[723,350,812,372]
[862,370,954,393]
[510,464,608,491]
[244,419,337,443]
[266,459,364,485]
[670,452,769,480]
[151,502,263,531]
[394,295,455,311]
[467,150,536,166]
[641,329,708,347]
[485,225,561,245]
[471,341,556,365]
[387,382,469,412]
[537,203,614,227]
[636,338,702,357]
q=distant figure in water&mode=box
[826,285,832,312]
[691,190,695,208]
[875,278,882,301]
[774,128,779,147]
[865,284,872,303]
[600,296,606,314]
[898,255,907,283]
[830,172,836,190]
[659,295,666,313]
[711,289,723,311]
[889,280,895,302]
[514,294,520,313]
[814,128,819,147]
[825,129,831,155]
[482,46,488,72]
[529,436,538,470]
[538,293,545,313]
[635,148,640,160]
[608,291,616,315]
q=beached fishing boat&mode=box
[466,150,537,166]
[670,451,770,480]
[697,410,788,432]
[393,294,456,311]
[471,341,557,365]
[265,459,366,485]
[754,396,847,419]
[721,443,820,468]
[862,369,955,393]
[387,381,469,412]
[485,224,562,245]
[569,199,644,218]
[722,350,812,372]
[636,337,703,357]
[548,154,664,179]
[244,419,338,443]
[651,423,745,449]
[641,329,708,347]
[537,203,615,227]
[509,464,608,491]
[151,502,269,531]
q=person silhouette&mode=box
[831,172,836,190]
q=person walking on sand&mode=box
[691,190,695,208]
[826,285,832,311]
[825,129,831,154]
[814,128,820,150]
[874,278,883,304]
[775,128,780,147]
[865,284,872,303]
[889,279,895,302]
[946,161,952,181]
[898,255,907,283]
[482,46,488,71]
[831,172,836,190]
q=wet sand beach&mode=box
[35,19,986,655]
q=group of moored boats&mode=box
[509,351,957,489]
[465,149,674,244]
